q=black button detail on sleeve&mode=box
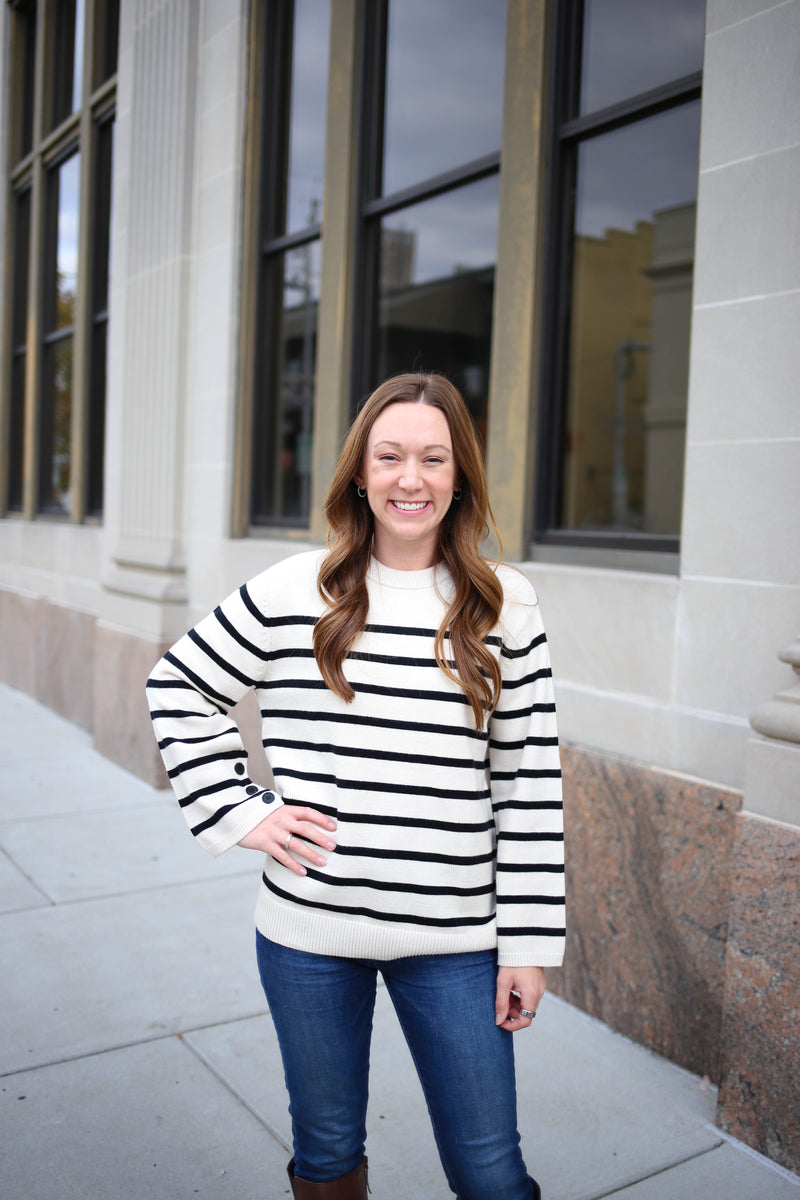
[234,762,245,775]
[261,791,275,805]
[245,785,259,795]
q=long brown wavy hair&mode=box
[313,373,504,728]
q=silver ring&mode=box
[283,834,292,852]
[520,1008,536,1019]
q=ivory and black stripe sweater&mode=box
[147,551,565,967]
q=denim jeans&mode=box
[256,933,535,1200]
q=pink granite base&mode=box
[93,622,170,787]
[716,814,800,1174]
[0,585,278,789]
[548,745,741,1082]
[0,588,39,695]
[0,587,95,732]
[94,626,275,790]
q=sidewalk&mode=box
[0,681,796,1200]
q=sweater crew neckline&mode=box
[366,557,445,590]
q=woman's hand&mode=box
[495,965,546,1031]
[237,806,337,877]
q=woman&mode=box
[147,373,565,1200]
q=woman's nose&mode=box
[399,461,422,489]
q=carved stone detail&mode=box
[749,637,800,745]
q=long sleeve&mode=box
[489,570,565,967]
[146,578,283,856]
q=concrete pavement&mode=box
[1,681,797,1199]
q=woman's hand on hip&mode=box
[237,806,337,877]
[495,965,546,1031]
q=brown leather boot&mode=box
[286,1156,370,1198]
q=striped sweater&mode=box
[147,551,565,967]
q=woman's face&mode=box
[355,401,457,570]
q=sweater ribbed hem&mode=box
[255,890,498,961]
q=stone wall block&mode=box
[34,604,96,733]
[93,622,170,787]
[0,589,95,732]
[716,813,800,1173]
[550,746,741,1081]
[0,589,39,696]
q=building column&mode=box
[309,0,364,543]
[95,0,200,780]
[484,0,552,562]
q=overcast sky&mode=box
[576,101,701,239]
[580,0,706,115]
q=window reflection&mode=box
[382,0,506,194]
[40,153,81,514]
[561,103,700,536]
[51,0,85,129]
[7,189,31,511]
[252,0,330,525]
[374,175,499,440]
[286,0,330,234]
[13,4,37,161]
[73,0,85,111]
[55,155,81,329]
[94,0,120,89]
[87,117,115,516]
[40,339,75,515]
[580,0,705,115]
[252,241,321,522]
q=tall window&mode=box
[355,0,507,444]
[537,0,705,551]
[251,0,332,526]
[2,0,118,521]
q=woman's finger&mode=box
[275,809,337,875]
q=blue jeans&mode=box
[256,933,535,1199]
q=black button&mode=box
[261,791,275,805]
[245,785,259,795]
[234,762,245,775]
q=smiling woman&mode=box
[148,371,564,1199]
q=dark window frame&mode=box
[2,0,118,523]
[6,185,32,511]
[250,0,327,528]
[534,0,702,555]
[351,0,504,416]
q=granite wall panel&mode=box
[35,603,95,733]
[0,589,39,696]
[716,814,800,1174]
[0,589,94,732]
[548,746,742,1082]
[93,622,170,788]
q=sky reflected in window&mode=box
[382,0,506,195]
[580,0,705,114]
[56,153,81,330]
[286,0,330,233]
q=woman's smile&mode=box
[390,499,430,511]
